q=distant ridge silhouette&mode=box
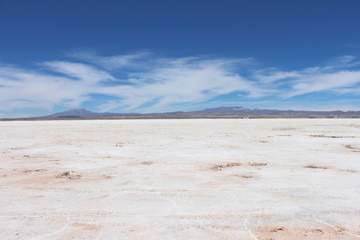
[38,106,360,118]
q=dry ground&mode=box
[0,119,359,239]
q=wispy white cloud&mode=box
[285,71,360,98]
[254,69,301,83]
[0,54,262,113]
[1,53,360,115]
[43,61,114,83]
[68,50,150,70]
[107,57,262,112]
[252,55,360,98]
[0,65,92,111]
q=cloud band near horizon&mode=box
[1,51,360,117]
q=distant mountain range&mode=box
[34,106,360,119]
[2,106,360,120]
[43,108,140,118]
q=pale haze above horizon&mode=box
[1,0,360,117]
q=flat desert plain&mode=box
[0,119,360,240]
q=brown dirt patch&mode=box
[249,162,267,167]
[344,144,360,152]
[22,169,47,173]
[304,164,329,170]
[56,171,81,180]
[210,162,268,171]
[141,161,154,165]
[310,134,355,138]
[253,225,354,240]
[102,175,113,179]
[210,162,242,171]
[71,222,101,231]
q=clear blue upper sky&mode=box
[1,0,360,117]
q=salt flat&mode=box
[0,119,359,240]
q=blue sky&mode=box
[1,0,360,117]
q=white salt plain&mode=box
[0,119,359,239]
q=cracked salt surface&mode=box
[0,119,360,239]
